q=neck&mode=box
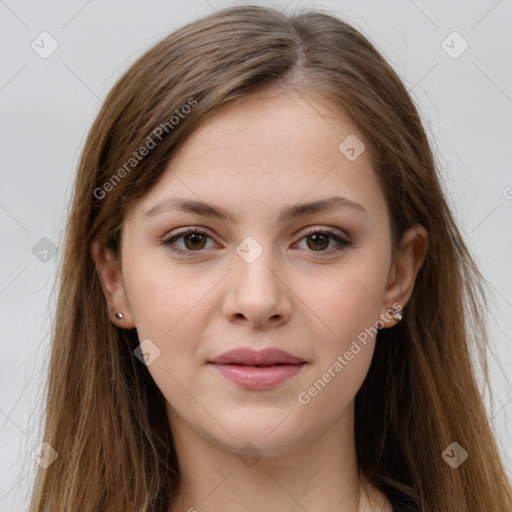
[167,402,390,512]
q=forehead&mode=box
[130,91,386,226]
[174,91,369,165]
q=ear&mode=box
[379,224,428,328]
[91,239,136,329]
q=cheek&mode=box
[123,252,213,342]
[293,258,388,407]
[295,299,379,434]
[124,264,213,419]
[302,258,388,350]
[121,261,215,404]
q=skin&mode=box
[92,90,428,512]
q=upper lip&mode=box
[208,347,305,366]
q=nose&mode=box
[222,246,292,329]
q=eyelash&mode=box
[161,226,351,256]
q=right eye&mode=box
[162,227,216,254]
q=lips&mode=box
[208,348,306,390]
[208,347,305,366]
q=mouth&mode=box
[208,362,306,390]
[221,362,301,367]
[207,348,307,390]
[208,347,306,366]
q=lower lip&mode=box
[209,363,305,390]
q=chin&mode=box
[199,411,318,459]
[220,432,307,460]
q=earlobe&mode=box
[90,239,136,329]
[380,224,428,328]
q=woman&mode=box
[29,5,512,511]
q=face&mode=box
[93,91,426,458]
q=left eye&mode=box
[297,227,351,252]
[162,227,351,254]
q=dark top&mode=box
[393,499,420,511]
[388,488,421,512]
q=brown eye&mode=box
[182,232,207,250]
[297,227,352,254]
[163,228,214,253]
[305,233,330,251]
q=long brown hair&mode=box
[29,5,512,511]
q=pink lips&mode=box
[208,347,306,390]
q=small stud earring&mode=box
[386,308,403,322]
[114,312,124,320]
[392,309,403,321]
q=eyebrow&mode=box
[144,195,367,222]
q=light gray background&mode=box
[1,1,511,510]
